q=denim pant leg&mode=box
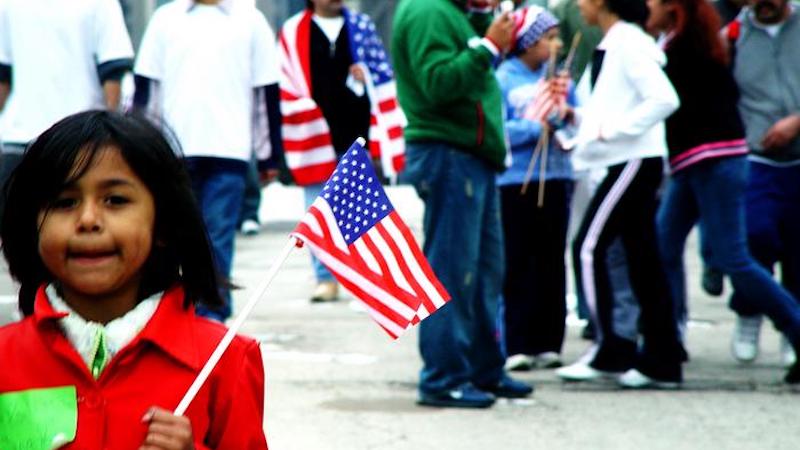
[729,161,784,315]
[656,171,700,340]
[696,158,800,345]
[607,239,641,342]
[187,158,247,320]
[239,156,262,225]
[303,183,336,282]
[402,142,505,393]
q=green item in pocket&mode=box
[0,386,78,450]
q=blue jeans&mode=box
[400,142,506,393]
[304,183,336,282]
[657,156,800,345]
[185,157,248,321]
[238,155,262,225]
[730,160,800,316]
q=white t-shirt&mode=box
[134,0,280,161]
[0,0,134,145]
[312,14,345,43]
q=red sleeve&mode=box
[206,339,268,449]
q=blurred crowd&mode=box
[1,0,799,409]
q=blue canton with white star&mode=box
[346,11,393,85]
[321,142,393,245]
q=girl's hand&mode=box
[140,407,195,450]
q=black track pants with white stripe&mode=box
[572,157,683,379]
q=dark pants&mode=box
[184,156,248,321]
[500,180,572,356]
[573,158,682,379]
[401,142,506,394]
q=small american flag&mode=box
[291,139,450,339]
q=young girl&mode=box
[647,0,800,382]
[0,111,268,448]
[555,0,686,387]
[495,5,574,371]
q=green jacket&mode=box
[391,0,507,170]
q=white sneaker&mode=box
[505,354,535,371]
[618,369,681,390]
[556,362,621,382]
[534,352,563,369]
[731,315,762,363]
[240,219,260,236]
[780,336,797,368]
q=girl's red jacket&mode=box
[0,285,268,449]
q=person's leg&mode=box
[618,158,683,381]
[697,158,800,362]
[656,170,700,342]
[569,163,640,373]
[776,164,800,303]
[186,157,247,321]
[527,179,570,356]
[729,161,780,316]
[470,174,516,389]
[607,238,641,343]
[303,182,339,302]
[401,143,482,395]
[499,184,539,360]
[238,155,262,232]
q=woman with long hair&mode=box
[648,0,800,383]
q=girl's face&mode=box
[521,27,563,70]
[646,0,674,32]
[37,147,155,304]
[578,0,604,25]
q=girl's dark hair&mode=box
[607,0,650,26]
[668,0,727,64]
[306,0,313,9]
[1,110,225,316]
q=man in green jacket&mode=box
[393,0,533,408]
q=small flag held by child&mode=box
[291,139,450,338]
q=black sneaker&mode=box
[417,382,495,408]
[701,266,724,296]
[476,374,534,398]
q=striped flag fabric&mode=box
[278,9,405,186]
[291,139,450,339]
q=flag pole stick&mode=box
[174,236,299,416]
[563,32,582,75]
[520,133,545,195]
[537,129,549,208]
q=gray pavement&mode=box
[1,184,797,449]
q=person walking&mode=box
[555,0,686,388]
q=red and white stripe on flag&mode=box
[278,11,339,186]
[291,142,449,338]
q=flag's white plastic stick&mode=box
[174,236,298,416]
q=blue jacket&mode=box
[495,58,574,186]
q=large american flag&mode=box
[278,9,405,186]
[291,140,450,339]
